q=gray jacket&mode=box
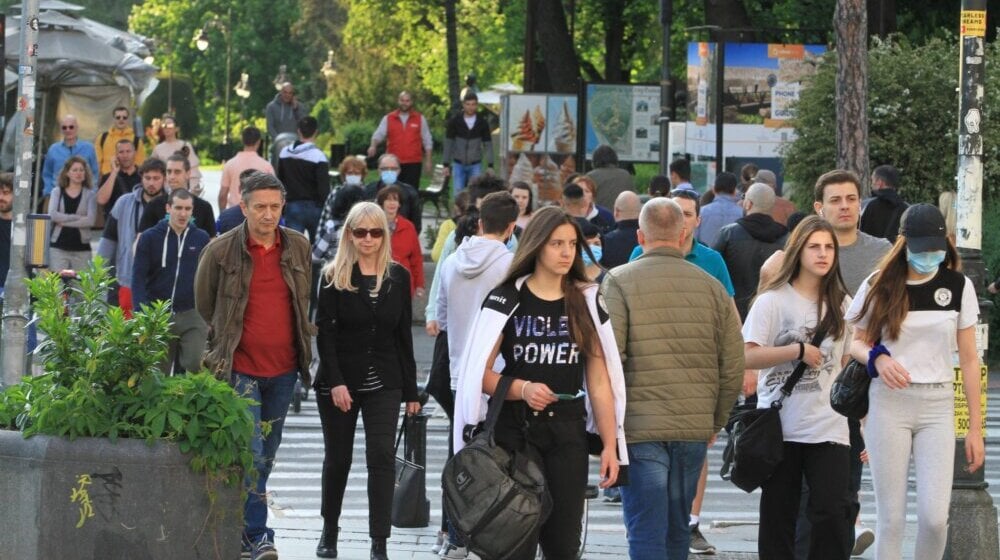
[265,94,309,139]
[48,186,98,244]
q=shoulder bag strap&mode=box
[394,414,407,455]
[481,375,516,439]
[775,322,829,406]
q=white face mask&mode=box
[344,174,363,186]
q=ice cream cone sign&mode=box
[511,109,540,151]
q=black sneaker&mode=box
[689,523,716,555]
[252,535,279,560]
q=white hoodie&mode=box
[435,235,514,390]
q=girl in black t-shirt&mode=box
[478,206,619,560]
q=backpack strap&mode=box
[481,375,516,439]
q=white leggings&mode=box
[866,380,955,560]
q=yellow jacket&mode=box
[95,127,146,176]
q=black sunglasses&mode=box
[351,227,385,239]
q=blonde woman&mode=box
[151,114,202,194]
[48,156,97,272]
[313,202,421,560]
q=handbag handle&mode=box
[394,414,407,456]
[480,375,516,441]
[774,323,829,407]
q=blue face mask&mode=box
[380,170,398,185]
[906,249,946,274]
[582,244,602,266]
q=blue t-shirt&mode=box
[629,242,735,296]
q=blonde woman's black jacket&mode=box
[315,262,418,402]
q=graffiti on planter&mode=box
[69,474,96,528]
[90,468,124,521]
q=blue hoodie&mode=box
[131,219,209,313]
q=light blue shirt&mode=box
[697,193,743,246]
[42,140,99,196]
[629,242,735,296]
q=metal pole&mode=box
[945,1,999,557]
[658,0,672,176]
[223,7,232,149]
[714,38,725,175]
[2,0,40,386]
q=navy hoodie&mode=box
[131,220,210,313]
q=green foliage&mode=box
[0,260,254,487]
[340,120,377,156]
[783,36,1000,210]
[140,73,201,139]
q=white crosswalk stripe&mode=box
[269,391,1000,531]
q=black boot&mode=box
[316,525,339,558]
[370,537,388,560]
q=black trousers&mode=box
[759,441,852,560]
[317,387,402,538]
[794,419,864,559]
[494,400,588,560]
[399,162,423,191]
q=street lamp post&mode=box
[195,7,234,152]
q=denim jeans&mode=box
[284,200,322,242]
[450,161,482,195]
[233,370,299,545]
[620,440,708,560]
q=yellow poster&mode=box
[961,10,987,37]
[953,364,988,437]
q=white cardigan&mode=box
[453,275,628,465]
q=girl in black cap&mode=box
[846,203,984,560]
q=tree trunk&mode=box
[603,0,626,82]
[532,0,581,93]
[444,0,461,113]
[834,0,870,194]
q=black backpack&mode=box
[442,376,552,560]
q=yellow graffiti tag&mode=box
[69,474,95,529]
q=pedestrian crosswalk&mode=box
[268,390,1000,533]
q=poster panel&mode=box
[583,84,660,162]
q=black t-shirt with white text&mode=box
[500,284,584,395]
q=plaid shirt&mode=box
[312,188,341,264]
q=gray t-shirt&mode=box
[838,231,892,295]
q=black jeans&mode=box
[317,387,402,538]
[794,419,864,559]
[494,399,588,560]
[759,441,852,560]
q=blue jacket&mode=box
[42,141,99,197]
[131,220,209,313]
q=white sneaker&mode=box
[440,543,469,559]
[431,531,447,554]
[852,526,875,556]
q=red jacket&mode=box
[390,216,425,294]
[386,110,424,164]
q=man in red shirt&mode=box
[195,171,314,560]
[367,91,433,188]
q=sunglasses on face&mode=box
[351,227,385,239]
[114,115,129,121]
[61,125,75,130]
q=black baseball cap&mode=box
[899,203,948,253]
[573,216,600,239]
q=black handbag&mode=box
[728,325,827,493]
[830,358,870,420]
[442,376,553,560]
[391,414,430,528]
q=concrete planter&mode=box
[0,430,241,559]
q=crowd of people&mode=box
[4,87,988,560]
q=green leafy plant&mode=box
[0,258,254,487]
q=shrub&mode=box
[0,259,254,486]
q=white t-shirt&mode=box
[743,283,850,445]
[847,268,979,384]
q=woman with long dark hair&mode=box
[510,180,534,230]
[48,156,97,272]
[314,201,421,560]
[453,206,627,559]
[847,204,983,560]
[742,215,852,559]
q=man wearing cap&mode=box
[752,169,796,226]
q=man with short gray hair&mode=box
[601,197,744,560]
[713,182,789,320]
[195,171,313,560]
